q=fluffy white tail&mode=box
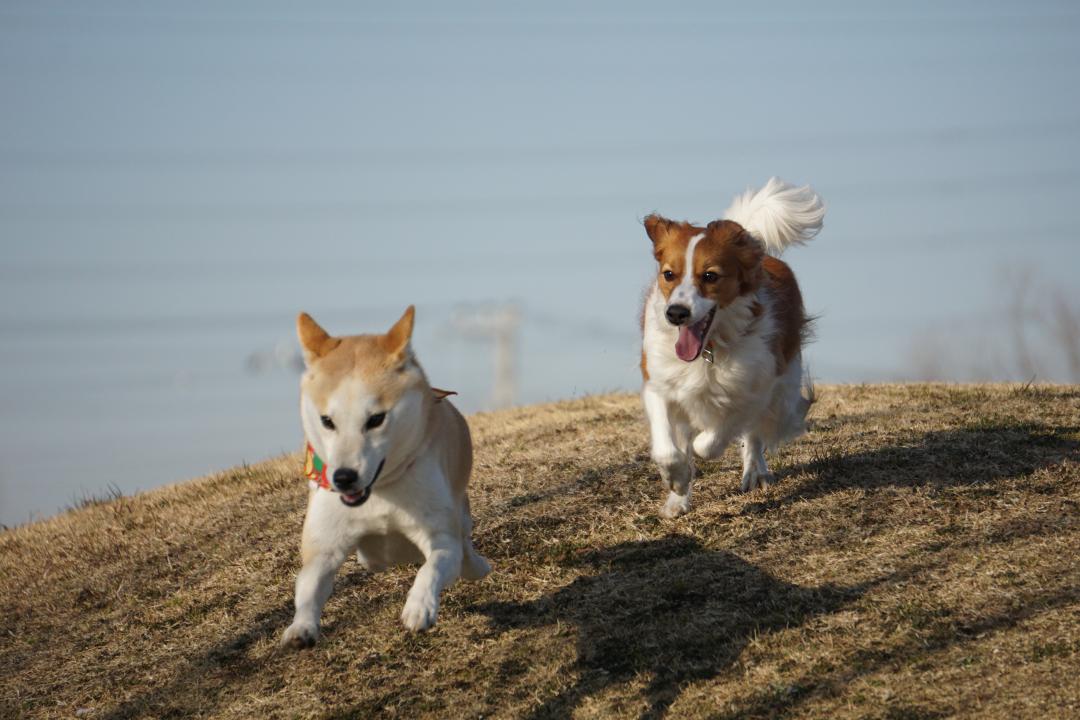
[723,177,825,256]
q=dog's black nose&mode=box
[666,304,691,325]
[333,468,358,489]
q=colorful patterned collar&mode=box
[303,443,330,490]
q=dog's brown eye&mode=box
[320,415,336,431]
[662,270,675,282]
[702,271,719,283]
[365,412,387,431]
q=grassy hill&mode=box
[1,384,1078,719]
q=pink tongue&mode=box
[675,325,703,362]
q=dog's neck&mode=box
[702,293,761,360]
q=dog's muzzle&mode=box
[334,459,385,507]
[665,304,691,326]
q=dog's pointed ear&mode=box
[381,305,415,362]
[297,312,340,366]
[643,214,673,246]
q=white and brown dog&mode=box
[640,178,824,518]
[281,306,490,648]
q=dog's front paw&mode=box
[660,491,692,518]
[656,454,692,495]
[740,468,776,493]
[401,593,439,632]
[281,621,319,650]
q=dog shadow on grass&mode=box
[477,534,865,720]
[744,420,1080,515]
[97,572,372,720]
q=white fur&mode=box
[667,233,714,323]
[299,377,425,496]
[723,177,825,256]
[282,359,489,648]
[641,179,821,517]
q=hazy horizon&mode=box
[2,0,1079,526]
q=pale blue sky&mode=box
[2,0,1079,525]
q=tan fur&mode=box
[283,307,489,645]
[299,307,433,412]
[297,312,341,363]
[297,311,473,499]
[302,336,405,405]
[428,401,473,500]
[644,215,703,303]
[760,256,807,372]
[643,214,808,375]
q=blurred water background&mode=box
[2,1,1079,526]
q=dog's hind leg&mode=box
[739,432,774,492]
[458,502,491,581]
[738,359,814,494]
[355,543,388,573]
[774,355,813,445]
[461,538,491,581]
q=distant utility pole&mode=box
[451,305,520,409]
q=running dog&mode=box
[281,307,490,648]
[640,178,823,518]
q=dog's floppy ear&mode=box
[381,305,415,362]
[716,223,765,294]
[643,214,674,246]
[297,312,340,366]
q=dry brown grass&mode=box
[2,384,1079,719]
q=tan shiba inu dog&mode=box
[281,306,490,648]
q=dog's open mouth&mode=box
[339,459,384,507]
[674,307,716,362]
[339,486,371,507]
